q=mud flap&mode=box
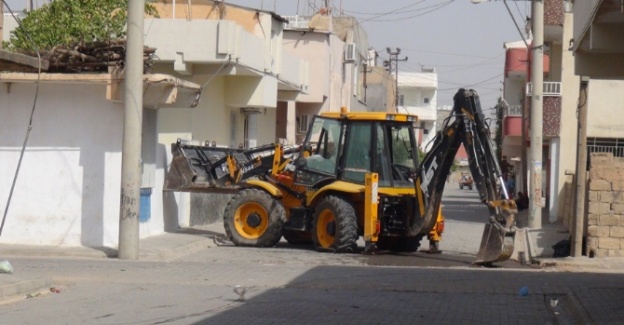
[475,223,514,264]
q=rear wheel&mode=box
[312,196,358,253]
[224,189,286,247]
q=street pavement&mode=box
[0,185,622,323]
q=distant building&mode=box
[397,68,437,152]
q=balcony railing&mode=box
[526,82,562,96]
[283,15,311,29]
[506,104,522,117]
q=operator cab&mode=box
[294,114,420,189]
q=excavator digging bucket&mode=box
[475,223,514,264]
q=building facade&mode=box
[500,0,579,224]
[0,70,199,247]
[397,69,438,152]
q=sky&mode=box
[3,0,531,109]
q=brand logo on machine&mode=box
[420,158,438,196]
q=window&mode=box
[302,117,342,175]
[424,98,430,104]
[297,115,310,133]
[343,122,372,183]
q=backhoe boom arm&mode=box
[413,88,517,264]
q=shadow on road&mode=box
[184,266,624,324]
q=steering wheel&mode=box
[392,164,414,182]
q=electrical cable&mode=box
[0,0,43,237]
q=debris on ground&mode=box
[0,260,14,274]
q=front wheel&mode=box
[311,196,358,253]
[223,189,286,247]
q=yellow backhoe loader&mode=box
[164,88,517,264]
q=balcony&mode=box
[544,0,564,41]
[503,115,523,138]
[283,15,311,30]
[572,0,624,79]
[521,80,564,139]
[505,48,528,80]
[505,104,522,117]
[526,82,562,96]
[502,103,523,138]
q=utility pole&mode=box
[118,0,145,260]
[572,79,588,257]
[0,3,3,48]
[384,48,408,112]
[362,61,369,104]
[528,0,544,229]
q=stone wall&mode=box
[586,152,624,257]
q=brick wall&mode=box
[587,152,624,257]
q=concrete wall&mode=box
[0,82,169,247]
[282,31,329,104]
[587,80,624,138]
[586,153,624,257]
[366,66,394,113]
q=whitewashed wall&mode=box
[0,82,168,247]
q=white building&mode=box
[0,68,200,247]
[146,2,371,225]
[0,0,374,246]
[397,68,438,152]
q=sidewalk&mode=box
[0,223,224,300]
[513,208,624,272]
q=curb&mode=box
[0,245,110,259]
[0,277,53,299]
[139,237,216,261]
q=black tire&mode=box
[311,195,358,253]
[283,230,313,245]
[394,235,424,252]
[459,185,463,190]
[223,189,286,247]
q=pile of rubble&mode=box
[33,39,155,73]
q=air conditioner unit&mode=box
[344,43,356,63]
[297,115,310,133]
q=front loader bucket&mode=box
[164,141,283,192]
[475,223,514,264]
[163,142,233,192]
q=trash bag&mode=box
[552,239,571,258]
[0,260,14,274]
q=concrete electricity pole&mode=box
[572,80,588,257]
[384,48,408,112]
[528,0,544,229]
[118,0,145,260]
